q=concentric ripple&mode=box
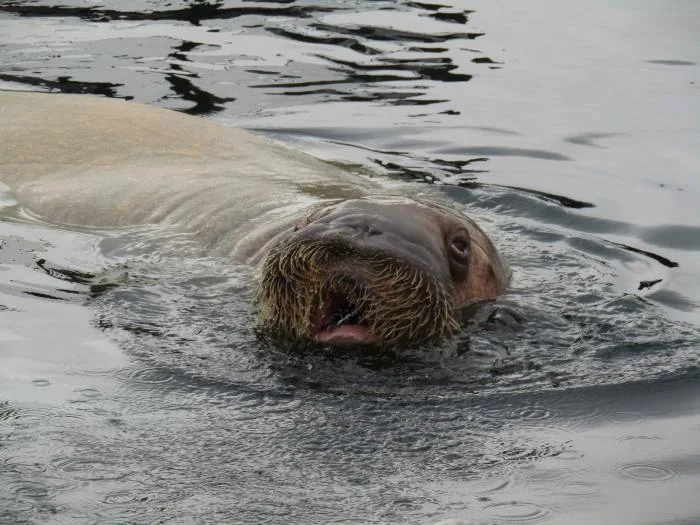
[113,366,175,385]
[610,411,646,424]
[615,463,679,482]
[51,457,128,481]
[558,480,600,496]
[3,474,79,501]
[483,501,554,522]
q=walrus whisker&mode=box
[256,232,468,346]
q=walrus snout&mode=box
[329,214,384,238]
[292,210,452,285]
[256,233,459,347]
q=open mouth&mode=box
[312,280,377,345]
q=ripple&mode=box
[51,457,127,481]
[3,474,80,503]
[616,435,663,454]
[231,412,296,436]
[508,405,555,421]
[11,480,50,499]
[68,388,105,409]
[224,393,304,434]
[0,495,34,513]
[437,145,571,161]
[472,477,512,494]
[0,401,18,420]
[88,499,174,525]
[73,387,102,399]
[102,489,145,505]
[524,467,574,484]
[611,411,646,424]
[18,405,86,422]
[481,404,555,424]
[500,444,558,462]
[31,379,51,387]
[615,463,679,482]
[16,406,57,421]
[484,501,554,522]
[2,456,48,474]
[102,485,194,507]
[114,366,174,384]
[67,399,93,408]
[559,480,600,496]
[618,435,662,442]
[546,398,611,430]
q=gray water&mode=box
[1,0,699,523]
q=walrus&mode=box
[0,90,508,347]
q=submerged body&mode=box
[0,90,508,346]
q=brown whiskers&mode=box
[255,238,458,346]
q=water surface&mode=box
[1,0,699,523]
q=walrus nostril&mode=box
[344,221,382,236]
[360,223,383,236]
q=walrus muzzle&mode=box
[256,237,459,347]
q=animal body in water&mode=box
[0,90,508,347]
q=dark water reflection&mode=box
[1,0,700,523]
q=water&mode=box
[1,0,699,523]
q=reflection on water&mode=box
[0,0,492,113]
[1,0,700,523]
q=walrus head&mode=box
[255,197,507,347]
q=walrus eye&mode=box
[449,233,470,262]
[447,232,470,282]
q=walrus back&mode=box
[0,90,342,180]
[0,91,372,249]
